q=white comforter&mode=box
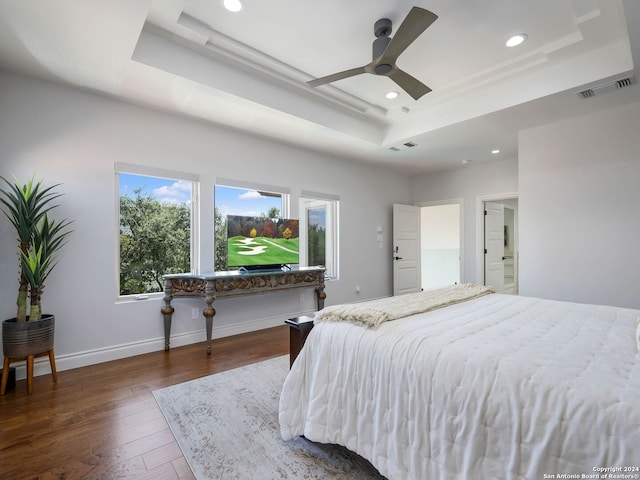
[279,294,640,480]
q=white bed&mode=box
[279,290,640,480]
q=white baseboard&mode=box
[9,313,307,382]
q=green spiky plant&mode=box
[0,175,72,322]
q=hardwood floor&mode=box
[0,325,290,480]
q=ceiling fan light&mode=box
[506,34,527,47]
[385,91,399,99]
[223,0,243,12]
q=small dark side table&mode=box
[285,315,315,368]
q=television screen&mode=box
[226,215,299,268]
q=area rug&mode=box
[153,355,385,480]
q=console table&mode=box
[161,267,326,354]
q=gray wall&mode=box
[0,71,411,376]
[4,67,639,380]
[410,98,640,310]
[518,100,640,308]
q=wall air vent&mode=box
[389,146,401,152]
[577,75,636,99]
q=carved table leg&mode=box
[203,306,216,355]
[316,280,326,310]
[162,280,175,351]
[204,280,216,355]
[161,305,174,351]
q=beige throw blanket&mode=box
[314,283,495,329]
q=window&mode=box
[116,163,199,297]
[299,191,339,279]
[214,180,289,271]
[212,181,337,277]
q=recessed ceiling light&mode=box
[462,159,473,164]
[491,149,501,154]
[506,34,527,47]
[223,0,243,12]
[385,91,399,99]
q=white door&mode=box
[484,201,505,292]
[393,204,421,295]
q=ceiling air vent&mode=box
[617,77,634,88]
[577,75,636,99]
[579,89,595,99]
[389,141,418,152]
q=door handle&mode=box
[394,256,403,260]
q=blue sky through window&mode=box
[307,207,326,227]
[119,175,283,218]
[119,173,191,204]
[215,185,282,218]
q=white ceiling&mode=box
[0,0,638,174]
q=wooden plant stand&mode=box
[1,315,58,395]
[1,350,57,395]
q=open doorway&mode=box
[481,197,518,294]
[419,200,462,291]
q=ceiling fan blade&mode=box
[388,68,432,100]
[307,66,368,87]
[381,7,437,62]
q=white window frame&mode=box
[214,179,291,271]
[215,178,291,217]
[115,162,200,300]
[299,190,339,280]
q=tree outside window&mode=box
[118,172,194,296]
[299,194,338,279]
[307,206,326,267]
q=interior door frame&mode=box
[475,192,518,286]
[416,198,464,286]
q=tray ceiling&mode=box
[0,0,638,174]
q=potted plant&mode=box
[0,175,72,394]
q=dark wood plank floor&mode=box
[0,325,289,480]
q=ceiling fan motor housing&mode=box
[373,18,393,73]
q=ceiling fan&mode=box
[307,6,438,100]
